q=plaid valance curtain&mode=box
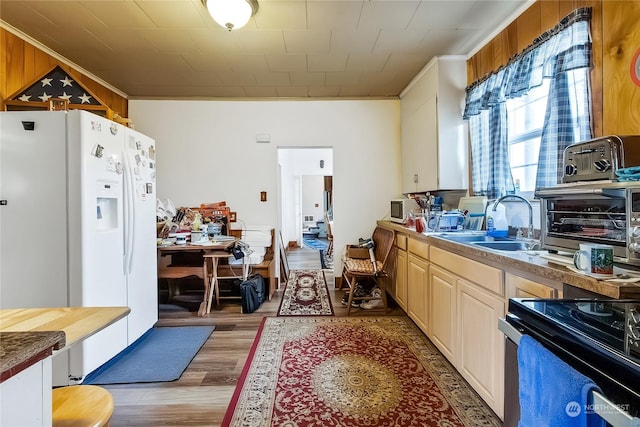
[463,7,593,196]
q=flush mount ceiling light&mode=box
[202,0,259,31]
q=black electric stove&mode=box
[506,298,640,418]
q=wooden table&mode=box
[158,239,246,315]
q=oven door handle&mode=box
[591,392,640,427]
[536,187,606,197]
[498,318,522,344]
[498,318,640,427]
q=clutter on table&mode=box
[156,199,234,244]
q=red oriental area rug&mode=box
[222,317,501,426]
[277,270,333,316]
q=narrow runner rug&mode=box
[222,317,500,426]
[277,269,334,316]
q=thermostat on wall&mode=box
[256,134,270,143]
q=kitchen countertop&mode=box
[0,331,66,382]
[379,221,640,299]
[0,306,130,383]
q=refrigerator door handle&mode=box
[128,166,136,274]
[123,154,135,274]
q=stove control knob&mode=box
[631,227,640,239]
[565,164,578,176]
[630,242,640,253]
[594,159,611,172]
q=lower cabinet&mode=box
[391,234,409,311]
[384,229,564,421]
[407,253,429,334]
[1,357,53,426]
[429,246,505,419]
[457,278,505,420]
[395,247,408,311]
[429,265,457,363]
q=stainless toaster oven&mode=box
[563,135,640,182]
[536,181,640,265]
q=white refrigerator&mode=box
[0,110,158,384]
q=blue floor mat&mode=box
[83,326,214,384]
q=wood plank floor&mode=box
[103,246,436,425]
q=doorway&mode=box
[277,147,333,271]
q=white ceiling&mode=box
[0,0,529,99]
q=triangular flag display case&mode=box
[4,65,128,125]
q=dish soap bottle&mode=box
[192,213,202,231]
[486,202,508,237]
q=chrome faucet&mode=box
[491,194,535,239]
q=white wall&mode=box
[129,99,402,273]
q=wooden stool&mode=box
[52,385,114,427]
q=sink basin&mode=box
[436,233,539,251]
[472,241,531,251]
[436,234,510,243]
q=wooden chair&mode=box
[52,385,114,427]
[325,213,334,258]
[340,226,394,315]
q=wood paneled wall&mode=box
[602,1,640,135]
[466,0,640,137]
[0,28,128,118]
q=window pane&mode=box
[506,80,549,193]
[510,141,526,168]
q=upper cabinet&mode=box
[400,57,468,193]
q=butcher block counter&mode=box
[0,307,130,426]
[0,306,130,380]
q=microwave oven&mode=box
[390,198,419,223]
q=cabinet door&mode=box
[1,357,52,426]
[429,265,457,364]
[401,95,438,193]
[395,249,408,310]
[457,279,505,419]
[505,273,558,299]
[407,253,429,334]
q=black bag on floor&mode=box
[240,274,265,314]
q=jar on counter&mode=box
[405,212,415,227]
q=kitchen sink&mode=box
[436,233,539,251]
[436,234,511,243]
[471,241,531,251]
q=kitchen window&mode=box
[506,80,549,195]
[464,7,593,199]
[506,67,589,197]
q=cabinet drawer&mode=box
[408,238,429,260]
[430,246,503,296]
[396,234,408,251]
[505,273,558,299]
